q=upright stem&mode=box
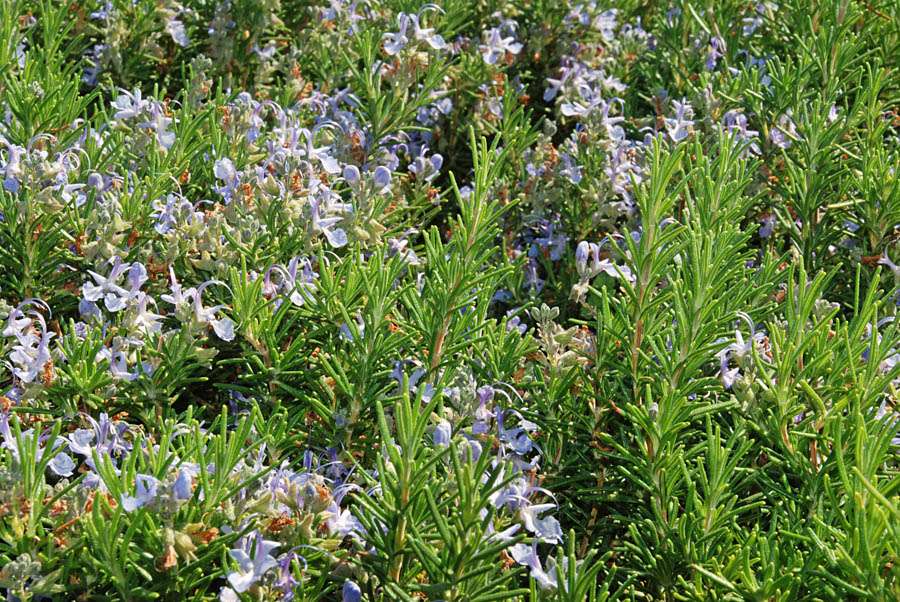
[390,462,412,581]
[632,258,654,402]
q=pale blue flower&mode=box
[479,27,523,65]
[173,469,193,501]
[227,532,280,593]
[112,88,149,120]
[343,581,362,602]
[165,19,190,47]
[48,452,76,477]
[433,421,452,446]
[510,541,557,591]
[82,256,129,312]
[121,474,160,512]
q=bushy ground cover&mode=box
[2,0,900,599]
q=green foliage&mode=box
[3,0,900,600]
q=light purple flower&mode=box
[409,6,447,50]
[560,85,605,119]
[373,165,392,193]
[521,503,564,543]
[544,63,573,102]
[274,550,303,600]
[121,474,160,512]
[769,112,797,149]
[383,14,410,55]
[497,409,542,457]
[138,102,176,150]
[383,6,446,55]
[66,429,95,457]
[719,353,741,390]
[173,469,193,501]
[82,256,129,312]
[408,149,442,182]
[509,541,557,591]
[342,581,362,602]
[112,88,149,120]
[213,158,241,203]
[592,8,619,41]
[301,127,341,174]
[558,154,582,184]
[574,240,634,282]
[227,532,280,593]
[758,213,775,238]
[165,19,190,47]
[48,451,76,477]
[188,280,236,341]
[479,27,523,65]
[2,299,44,340]
[706,36,725,71]
[325,499,365,539]
[309,197,348,248]
[343,165,361,186]
[664,98,694,143]
[433,421,452,446]
[267,256,319,307]
[90,1,112,20]
[252,43,276,60]
[6,309,54,384]
[722,110,761,155]
[0,144,25,193]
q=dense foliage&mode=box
[2,0,900,600]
